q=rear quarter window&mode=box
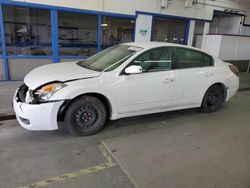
[175,47,213,69]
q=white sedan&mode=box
[13,42,239,136]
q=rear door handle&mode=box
[205,72,214,77]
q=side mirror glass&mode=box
[125,65,142,74]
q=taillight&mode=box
[229,64,239,76]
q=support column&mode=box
[187,20,195,46]
[201,22,210,50]
[135,14,153,43]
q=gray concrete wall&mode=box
[0,59,4,80]
[8,59,53,80]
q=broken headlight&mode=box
[35,82,66,102]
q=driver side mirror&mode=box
[125,65,142,74]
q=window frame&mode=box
[172,47,214,70]
[121,46,174,75]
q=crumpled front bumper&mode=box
[13,89,64,131]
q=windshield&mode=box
[77,45,143,72]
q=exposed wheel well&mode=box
[205,83,227,102]
[57,93,112,121]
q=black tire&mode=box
[64,96,107,136]
[201,85,224,113]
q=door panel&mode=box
[174,47,214,106]
[117,71,176,114]
[116,47,176,114]
[175,67,214,106]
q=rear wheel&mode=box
[64,96,107,136]
[201,85,224,113]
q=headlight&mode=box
[35,82,66,101]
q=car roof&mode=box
[122,41,210,55]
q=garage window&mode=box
[58,11,98,57]
[152,17,187,44]
[175,47,213,69]
[101,16,134,49]
[3,6,52,56]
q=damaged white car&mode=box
[13,42,239,136]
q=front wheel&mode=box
[201,85,224,113]
[64,96,107,136]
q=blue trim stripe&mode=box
[51,10,59,63]
[0,4,8,80]
[0,79,22,82]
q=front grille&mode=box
[17,84,28,103]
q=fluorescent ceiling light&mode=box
[101,23,108,27]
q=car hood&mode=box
[24,61,102,90]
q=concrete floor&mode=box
[0,81,23,114]
[240,72,250,90]
[104,90,250,188]
[0,91,249,187]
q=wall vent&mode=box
[161,0,168,8]
[185,0,194,7]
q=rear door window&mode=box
[175,47,213,69]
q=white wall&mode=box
[204,35,223,57]
[203,34,250,60]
